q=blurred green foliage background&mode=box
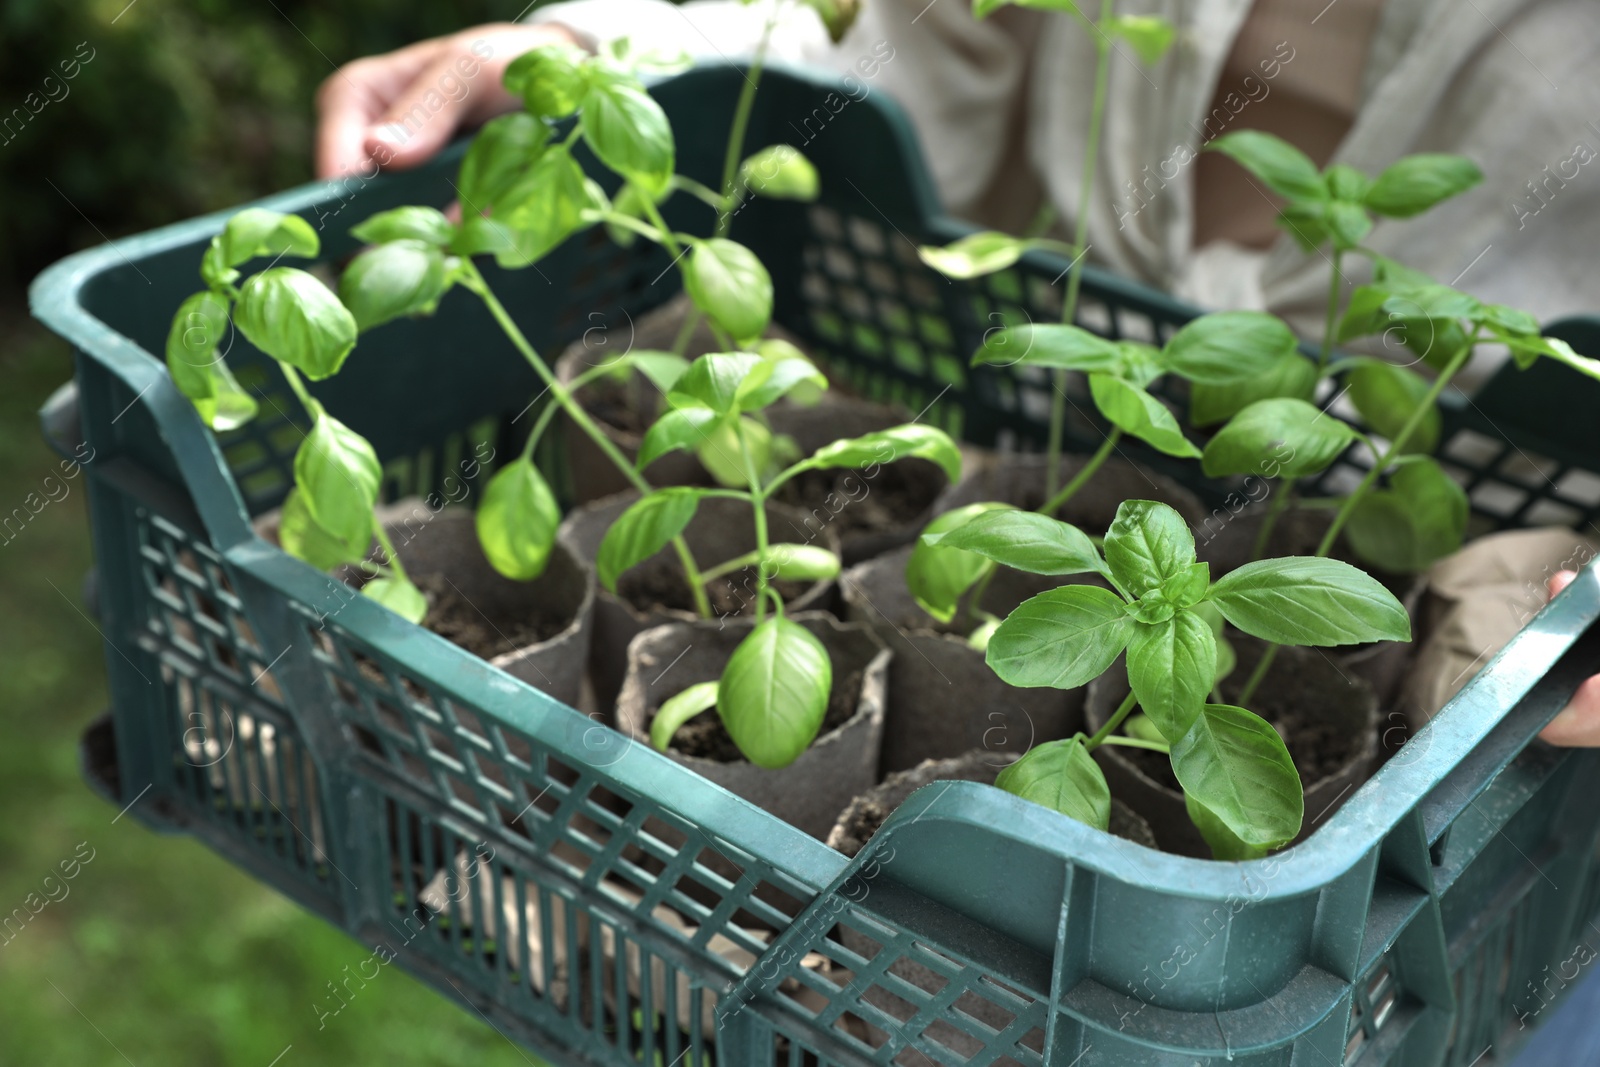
[1,1,548,1062]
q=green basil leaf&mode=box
[1115,341,1164,388]
[669,353,767,415]
[1214,634,1237,686]
[739,357,829,411]
[629,351,693,394]
[1276,201,1334,252]
[486,144,590,268]
[1481,304,1540,337]
[905,503,1009,623]
[683,239,772,344]
[503,44,589,120]
[1088,375,1199,458]
[338,240,449,332]
[1125,714,1167,745]
[719,617,833,769]
[974,0,1079,18]
[1102,14,1174,64]
[919,231,1029,279]
[972,323,1121,371]
[993,738,1110,830]
[1171,704,1302,850]
[1323,164,1372,203]
[1346,359,1438,454]
[350,206,456,248]
[294,414,382,547]
[457,113,551,211]
[582,74,675,194]
[1188,353,1317,427]
[806,425,963,483]
[1345,457,1467,574]
[1326,200,1373,250]
[651,681,720,752]
[1206,130,1325,202]
[278,487,369,572]
[1127,610,1216,741]
[202,208,319,288]
[698,416,768,488]
[1500,333,1600,383]
[637,407,722,470]
[1381,283,1482,323]
[1162,311,1300,385]
[476,457,562,580]
[1185,788,1270,861]
[1161,562,1211,608]
[1201,398,1358,480]
[986,585,1133,689]
[740,145,819,201]
[234,267,358,380]
[760,544,843,581]
[362,576,427,624]
[1336,285,1394,343]
[1103,499,1196,598]
[165,291,259,431]
[922,509,1105,577]
[596,487,703,592]
[200,361,262,433]
[1208,556,1411,645]
[1364,154,1483,218]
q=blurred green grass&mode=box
[0,310,542,1064]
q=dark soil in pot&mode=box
[765,393,972,565]
[256,498,595,707]
[840,544,1083,772]
[555,293,808,503]
[558,493,842,715]
[1195,506,1425,709]
[615,612,889,840]
[1085,636,1380,858]
[827,749,1158,857]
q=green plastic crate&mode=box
[30,63,1600,1066]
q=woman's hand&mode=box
[1540,570,1600,746]
[315,21,578,179]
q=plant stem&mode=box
[1038,428,1121,517]
[735,420,772,623]
[1318,249,1343,373]
[278,363,322,420]
[1250,484,1293,562]
[716,3,781,238]
[1044,0,1115,501]
[1085,690,1139,750]
[372,523,412,584]
[963,564,998,632]
[669,306,702,357]
[1238,336,1476,704]
[462,261,714,617]
[1098,735,1170,753]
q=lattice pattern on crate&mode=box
[135,511,333,888]
[302,607,818,979]
[757,904,1049,1067]
[1444,882,1544,1066]
[792,205,1188,456]
[1345,956,1405,1064]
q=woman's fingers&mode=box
[315,23,576,181]
[1538,571,1600,746]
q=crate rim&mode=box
[27,61,1600,908]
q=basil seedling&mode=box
[165,209,427,622]
[927,499,1409,857]
[604,352,961,767]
